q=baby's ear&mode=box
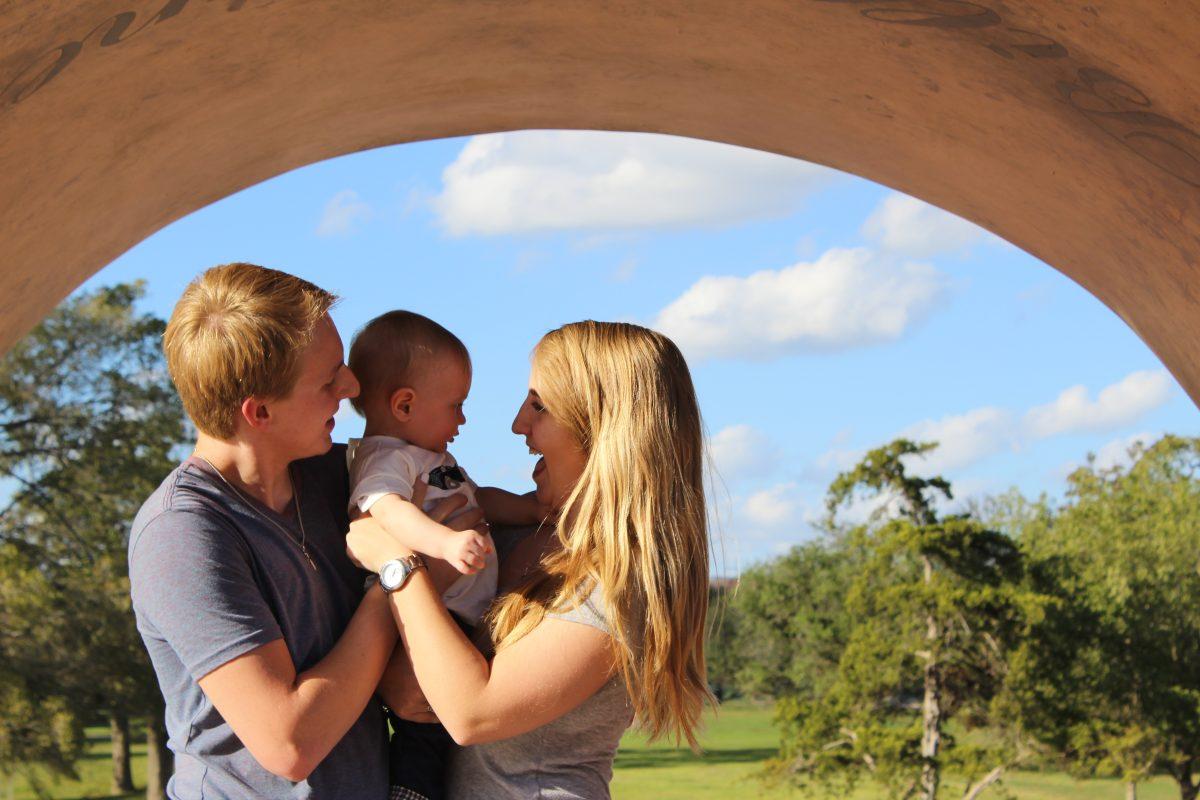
[390,387,417,422]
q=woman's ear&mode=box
[390,387,417,422]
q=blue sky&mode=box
[80,130,1199,571]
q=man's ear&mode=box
[390,388,416,422]
[240,397,272,432]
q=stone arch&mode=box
[1,1,1198,400]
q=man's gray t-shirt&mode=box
[445,586,633,799]
[128,448,388,799]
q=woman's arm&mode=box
[391,570,613,744]
[348,515,615,746]
[475,486,546,527]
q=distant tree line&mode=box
[0,283,186,798]
[707,435,1200,800]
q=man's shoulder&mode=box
[128,462,241,562]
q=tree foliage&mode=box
[0,283,186,795]
[771,441,1044,800]
[1007,436,1200,800]
[729,544,853,701]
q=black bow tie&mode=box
[427,465,465,490]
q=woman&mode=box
[348,320,712,799]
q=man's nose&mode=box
[340,366,360,399]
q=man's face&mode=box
[268,315,359,461]
[404,357,471,453]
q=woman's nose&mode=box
[512,404,528,435]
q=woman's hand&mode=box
[379,643,440,724]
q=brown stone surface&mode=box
[1,1,1197,400]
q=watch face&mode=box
[380,561,407,590]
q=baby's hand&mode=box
[441,528,492,575]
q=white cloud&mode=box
[612,256,638,283]
[433,131,834,236]
[1024,370,1173,438]
[1053,431,1159,481]
[899,407,1017,474]
[741,482,805,528]
[862,192,987,257]
[1092,431,1156,471]
[812,370,1175,480]
[815,446,864,475]
[316,190,373,236]
[708,424,780,482]
[654,247,948,361]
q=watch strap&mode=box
[379,554,427,593]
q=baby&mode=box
[346,309,540,800]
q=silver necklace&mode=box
[196,456,318,571]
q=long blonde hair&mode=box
[488,320,713,748]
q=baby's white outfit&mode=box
[347,436,498,624]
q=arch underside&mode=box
[1,1,1198,400]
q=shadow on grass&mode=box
[615,747,777,770]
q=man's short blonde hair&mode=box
[348,310,470,416]
[163,263,337,439]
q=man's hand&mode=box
[379,643,439,724]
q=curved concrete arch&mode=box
[2,1,1198,400]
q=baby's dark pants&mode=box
[388,714,457,800]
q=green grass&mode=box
[611,699,1184,799]
[3,726,145,800]
[3,704,1188,799]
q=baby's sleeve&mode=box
[349,446,420,513]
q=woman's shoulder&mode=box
[546,581,615,636]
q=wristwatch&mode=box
[378,554,426,593]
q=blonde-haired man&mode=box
[129,263,392,798]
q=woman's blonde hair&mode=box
[488,320,713,748]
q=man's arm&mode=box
[132,504,400,783]
[197,586,397,781]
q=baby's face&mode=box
[405,358,471,452]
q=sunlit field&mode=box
[7,703,1184,800]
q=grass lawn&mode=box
[3,725,147,800]
[4,703,1187,799]
[612,699,1182,799]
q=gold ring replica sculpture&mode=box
[1,1,1197,400]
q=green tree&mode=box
[777,440,1042,800]
[0,542,85,796]
[0,283,187,798]
[730,543,853,701]
[705,580,742,701]
[1010,436,1200,800]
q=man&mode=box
[129,263,392,798]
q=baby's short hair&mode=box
[348,310,470,415]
